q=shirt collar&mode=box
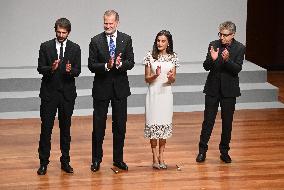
[106,30,118,38]
[55,38,67,46]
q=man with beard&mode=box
[37,18,81,175]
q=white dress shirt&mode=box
[105,30,122,70]
[55,39,67,60]
[106,30,117,51]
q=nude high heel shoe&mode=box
[159,162,167,169]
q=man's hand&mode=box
[115,53,122,67]
[210,46,219,61]
[52,59,60,71]
[221,48,230,62]
[107,57,114,69]
[66,60,71,73]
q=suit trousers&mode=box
[198,94,236,155]
[38,90,75,166]
[92,95,127,163]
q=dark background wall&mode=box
[246,0,284,70]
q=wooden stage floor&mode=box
[0,71,284,190]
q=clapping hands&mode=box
[210,45,230,62]
[107,53,122,69]
[51,59,72,73]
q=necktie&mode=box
[59,42,64,61]
[109,36,115,58]
[56,42,64,90]
[59,42,65,73]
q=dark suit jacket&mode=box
[88,31,135,100]
[37,39,81,101]
[203,39,245,97]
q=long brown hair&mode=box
[152,30,174,60]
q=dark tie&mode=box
[59,42,64,61]
[55,42,64,90]
[109,36,115,58]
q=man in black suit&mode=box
[37,18,81,175]
[196,21,245,163]
[88,10,135,172]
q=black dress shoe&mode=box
[61,163,74,173]
[220,154,232,163]
[91,161,100,172]
[113,161,128,170]
[37,165,47,175]
[196,153,206,163]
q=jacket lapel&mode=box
[64,40,72,63]
[115,31,122,56]
[51,39,58,62]
[100,33,110,59]
[229,39,236,55]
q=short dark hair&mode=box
[54,18,71,32]
[152,30,174,60]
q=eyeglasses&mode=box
[218,32,233,37]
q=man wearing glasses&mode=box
[196,21,245,163]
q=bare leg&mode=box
[150,139,159,169]
[159,139,167,169]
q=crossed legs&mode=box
[150,139,167,169]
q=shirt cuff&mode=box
[105,63,110,71]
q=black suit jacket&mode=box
[203,39,245,97]
[37,39,81,101]
[88,31,135,100]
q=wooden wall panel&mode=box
[246,0,284,70]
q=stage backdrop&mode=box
[0,0,247,67]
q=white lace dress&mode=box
[143,52,179,139]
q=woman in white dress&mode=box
[143,30,179,169]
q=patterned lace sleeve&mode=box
[172,52,180,67]
[142,51,152,67]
